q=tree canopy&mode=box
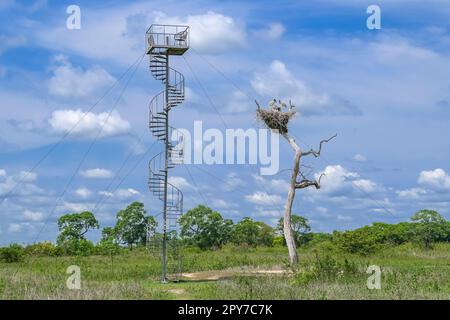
[277,215,311,245]
[179,205,233,250]
[114,202,156,249]
[231,217,274,247]
[57,211,99,244]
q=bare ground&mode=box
[180,266,287,281]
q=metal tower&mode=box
[146,24,189,282]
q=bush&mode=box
[0,243,24,263]
[293,253,359,285]
[57,239,95,256]
[333,229,379,255]
[272,236,285,247]
[24,242,58,256]
[95,241,121,256]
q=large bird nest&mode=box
[256,109,296,134]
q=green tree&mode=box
[410,209,449,249]
[0,243,24,263]
[100,227,117,243]
[57,211,99,245]
[277,215,311,246]
[179,205,233,250]
[231,217,275,247]
[114,202,156,249]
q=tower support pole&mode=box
[162,52,170,283]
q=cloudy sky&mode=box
[1,0,450,245]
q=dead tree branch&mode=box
[295,173,325,189]
[302,134,337,157]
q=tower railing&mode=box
[146,24,189,55]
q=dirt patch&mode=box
[180,266,287,281]
[168,288,186,295]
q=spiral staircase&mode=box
[148,51,185,230]
[146,25,189,282]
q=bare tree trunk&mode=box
[255,99,336,266]
[283,134,301,265]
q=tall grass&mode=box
[1,244,449,299]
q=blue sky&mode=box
[1,0,450,245]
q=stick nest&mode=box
[256,109,296,134]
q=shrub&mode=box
[58,239,95,256]
[307,233,334,247]
[95,241,122,256]
[0,243,24,263]
[24,242,58,256]
[272,236,285,247]
[333,229,379,255]
[292,253,359,285]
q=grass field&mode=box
[1,243,449,300]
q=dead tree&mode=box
[256,99,336,265]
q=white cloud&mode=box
[81,168,114,179]
[48,55,115,98]
[35,7,140,65]
[63,202,91,212]
[156,11,246,54]
[251,60,360,116]
[352,154,367,162]
[269,179,289,191]
[225,90,252,113]
[252,174,289,193]
[75,187,92,199]
[254,207,283,218]
[312,165,382,197]
[245,191,282,205]
[353,179,378,193]
[0,169,6,177]
[99,191,114,197]
[23,209,44,222]
[370,38,438,62]
[317,207,328,213]
[315,165,359,195]
[211,198,235,209]
[396,187,427,200]
[18,171,37,183]
[337,214,352,221]
[418,168,450,191]
[8,223,22,233]
[254,22,285,40]
[168,176,192,189]
[223,172,245,191]
[98,188,140,200]
[48,109,130,138]
[115,188,141,199]
[0,175,45,197]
